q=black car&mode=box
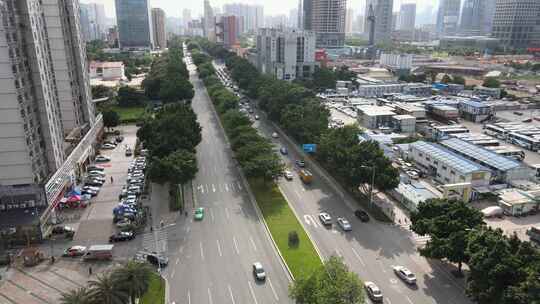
[146,253,168,267]
[295,159,305,167]
[280,147,288,155]
[85,180,104,187]
[354,210,370,222]
[115,136,124,143]
[109,231,135,242]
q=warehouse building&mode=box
[458,99,492,122]
[409,141,492,187]
[440,138,533,183]
[392,115,416,134]
[357,105,396,129]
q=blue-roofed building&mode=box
[458,99,492,122]
[409,141,492,187]
[440,138,534,183]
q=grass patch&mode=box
[248,178,322,279]
[169,184,183,211]
[110,105,146,122]
[140,272,165,304]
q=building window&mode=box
[450,170,455,175]
[442,165,447,170]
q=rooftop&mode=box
[440,138,521,172]
[357,105,396,116]
[411,141,490,174]
[460,99,491,108]
[90,61,124,68]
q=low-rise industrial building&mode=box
[89,61,125,80]
[357,105,396,129]
[474,86,502,98]
[440,138,533,183]
[408,141,492,187]
[498,189,540,216]
[392,115,416,134]
[458,99,492,122]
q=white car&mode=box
[272,132,279,138]
[284,170,293,180]
[393,266,417,284]
[95,155,111,162]
[364,281,383,302]
[318,212,332,225]
[88,170,106,177]
[101,143,116,149]
[337,217,352,231]
[252,262,266,281]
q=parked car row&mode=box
[112,156,147,242]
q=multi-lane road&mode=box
[211,62,474,304]
[163,54,293,304]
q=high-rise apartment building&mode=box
[345,8,355,34]
[436,0,461,35]
[0,0,101,239]
[364,0,394,43]
[223,3,264,33]
[217,15,238,48]
[152,8,166,49]
[204,0,216,41]
[255,28,316,80]
[460,0,495,35]
[491,0,540,49]
[183,9,192,30]
[79,3,107,41]
[303,0,347,48]
[297,0,303,29]
[115,0,154,49]
[398,3,416,30]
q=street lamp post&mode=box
[361,165,376,208]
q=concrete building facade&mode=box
[256,28,316,81]
[303,0,346,48]
[436,0,461,35]
[364,0,394,43]
[0,0,101,239]
[152,8,166,49]
[398,3,416,30]
[218,15,239,48]
[115,0,154,49]
[491,0,540,49]
[460,0,495,35]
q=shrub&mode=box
[288,231,299,248]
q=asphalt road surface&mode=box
[211,62,474,304]
[163,56,293,304]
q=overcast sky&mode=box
[82,0,438,19]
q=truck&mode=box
[83,244,114,261]
[299,169,313,184]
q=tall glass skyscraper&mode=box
[115,0,154,49]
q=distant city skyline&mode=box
[82,0,439,20]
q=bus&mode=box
[508,132,540,151]
[483,124,508,140]
[485,146,526,161]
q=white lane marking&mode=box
[210,208,215,221]
[205,184,209,193]
[186,226,191,234]
[351,248,366,267]
[225,184,229,192]
[170,269,175,278]
[335,248,343,257]
[187,290,191,304]
[237,182,242,190]
[217,239,223,257]
[175,258,180,265]
[200,242,205,260]
[378,260,387,273]
[268,278,279,301]
[219,183,223,191]
[212,184,216,192]
[249,237,257,251]
[228,285,236,304]
[406,296,414,304]
[385,298,392,304]
[208,288,214,304]
[225,207,230,219]
[233,236,240,254]
[199,184,204,193]
[247,281,259,304]
[303,214,319,227]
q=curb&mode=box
[163,274,170,304]
[196,66,295,282]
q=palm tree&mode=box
[87,272,129,304]
[112,261,153,304]
[60,287,92,304]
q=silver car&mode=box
[393,266,417,284]
[337,217,352,231]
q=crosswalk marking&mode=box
[398,223,431,245]
[196,182,244,195]
[141,229,168,253]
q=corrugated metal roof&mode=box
[411,141,490,174]
[440,138,521,172]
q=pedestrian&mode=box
[185,211,188,216]
[110,176,114,183]
[88,267,92,276]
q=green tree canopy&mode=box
[91,85,113,99]
[483,77,501,88]
[102,110,120,129]
[289,256,365,304]
[410,199,484,273]
[117,86,147,107]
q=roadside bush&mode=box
[288,231,299,248]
